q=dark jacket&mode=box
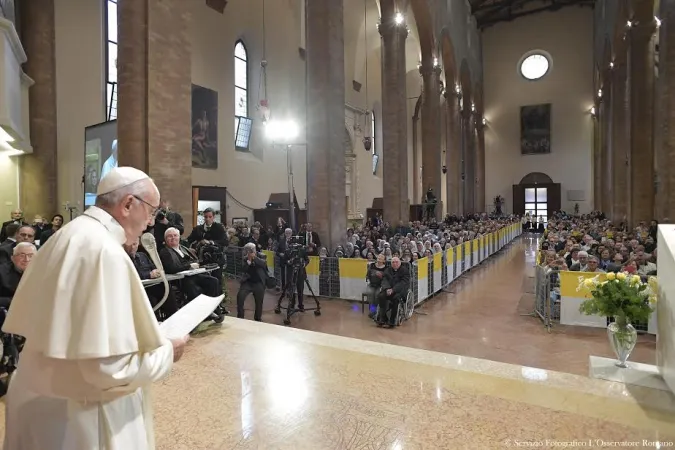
[153,210,185,247]
[0,241,17,266]
[242,255,268,285]
[0,262,22,308]
[0,220,27,243]
[187,222,228,248]
[159,245,198,274]
[367,263,387,289]
[131,251,156,280]
[381,264,410,296]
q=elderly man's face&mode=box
[165,230,180,248]
[16,226,35,243]
[285,230,292,239]
[12,246,35,272]
[10,209,22,220]
[391,258,401,270]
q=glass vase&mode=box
[607,320,637,368]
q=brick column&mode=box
[655,0,675,220]
[117,0,193,221]
[379,15,409,224]
[610,60,629,223]
[420,61,442,219]
[445,92,461,215]
[628,9,656,226]
[18,0,58,218]
[592,110,602,211]
[306,0,346,249]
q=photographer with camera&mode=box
[236,243,269,322]
[153,198,184,248]
[187,208,227,282]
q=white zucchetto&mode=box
[97,166,150,196]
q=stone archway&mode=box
[520,172,553,184]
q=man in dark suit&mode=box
[124,238,179,318]
[186,208,227,248]
[376,257,410,328]
[0,210,27,243]
[302,222,321,256]
[0,242,36,308]
[0,225,36,266]
[152,198,185,248]
[276,228,293,291]
[236,243,268,322]
[160,227,220,300]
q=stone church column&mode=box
[305,0,346,249]
[475,120,485,213]
[117,0,193,219]
[628,3,656,226]
[445,93,461,215]
[461,107,475,215]
[379,13,409,224]
[420,61,442,219]
[610,58,630,223]
[19,0,58,218]
[600,90,613,216]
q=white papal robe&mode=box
[2,206,172,450]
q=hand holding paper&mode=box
[159,294,225,339]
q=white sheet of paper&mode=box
[159,294,224,339]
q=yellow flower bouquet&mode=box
[577,273,657,367]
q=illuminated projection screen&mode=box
[84,120,118,208]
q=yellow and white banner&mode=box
[433,252,443,293]
[417,256,429,301]
[464,241,472,270]
[338,258,369,300]
[559,271,657,334]
[446,247,455,283]
[456,244,464,275]
[306,256,321,294]
[262,250,275,277]
[483,235,488,259]
[472,239,480,265]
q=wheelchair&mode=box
[153,279,226,325]
[373,289,415,327]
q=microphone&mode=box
[141,232,169,312]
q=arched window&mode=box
[234,40,251,150]
[104,0,118,120]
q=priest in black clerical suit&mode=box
[186,208,227,248]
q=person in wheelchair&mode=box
[160,227,221,301]
[366,253,387,319]
[124,238,179,319]
[376,256,410,328]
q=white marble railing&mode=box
[657,225,675,395]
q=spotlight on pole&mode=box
[265,119,299,142]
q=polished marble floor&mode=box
[227,237,656,376]
[155,321,675,449]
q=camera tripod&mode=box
[274,264,321,325]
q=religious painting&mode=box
[520,103,551,155]
[191,84,219,169]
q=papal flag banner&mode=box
[483,235,488,260]
[306,256,321,294]
[445,247,455,283]
[262,250,275,277]
[472,239,479,264]
[457,243,464,275]
[433,252,442,293]
[338,258,369,300]
[417,256,429,300]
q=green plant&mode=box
[577,273,657,327]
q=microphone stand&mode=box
[141,232,170,312]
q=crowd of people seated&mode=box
[537,211,658,278]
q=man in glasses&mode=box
[0,225,36,265]
[2,167,188,449]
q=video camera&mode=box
[286,235,308,268]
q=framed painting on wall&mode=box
[520,103,551,155]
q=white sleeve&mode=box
[76,340,174,393]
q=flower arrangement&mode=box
[578,273,658,366]
[577,272,657,327]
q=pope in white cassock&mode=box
[2,167,189,449]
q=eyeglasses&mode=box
[14,253,34,260]
[133,195,160,216]
[18,232,35,239]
